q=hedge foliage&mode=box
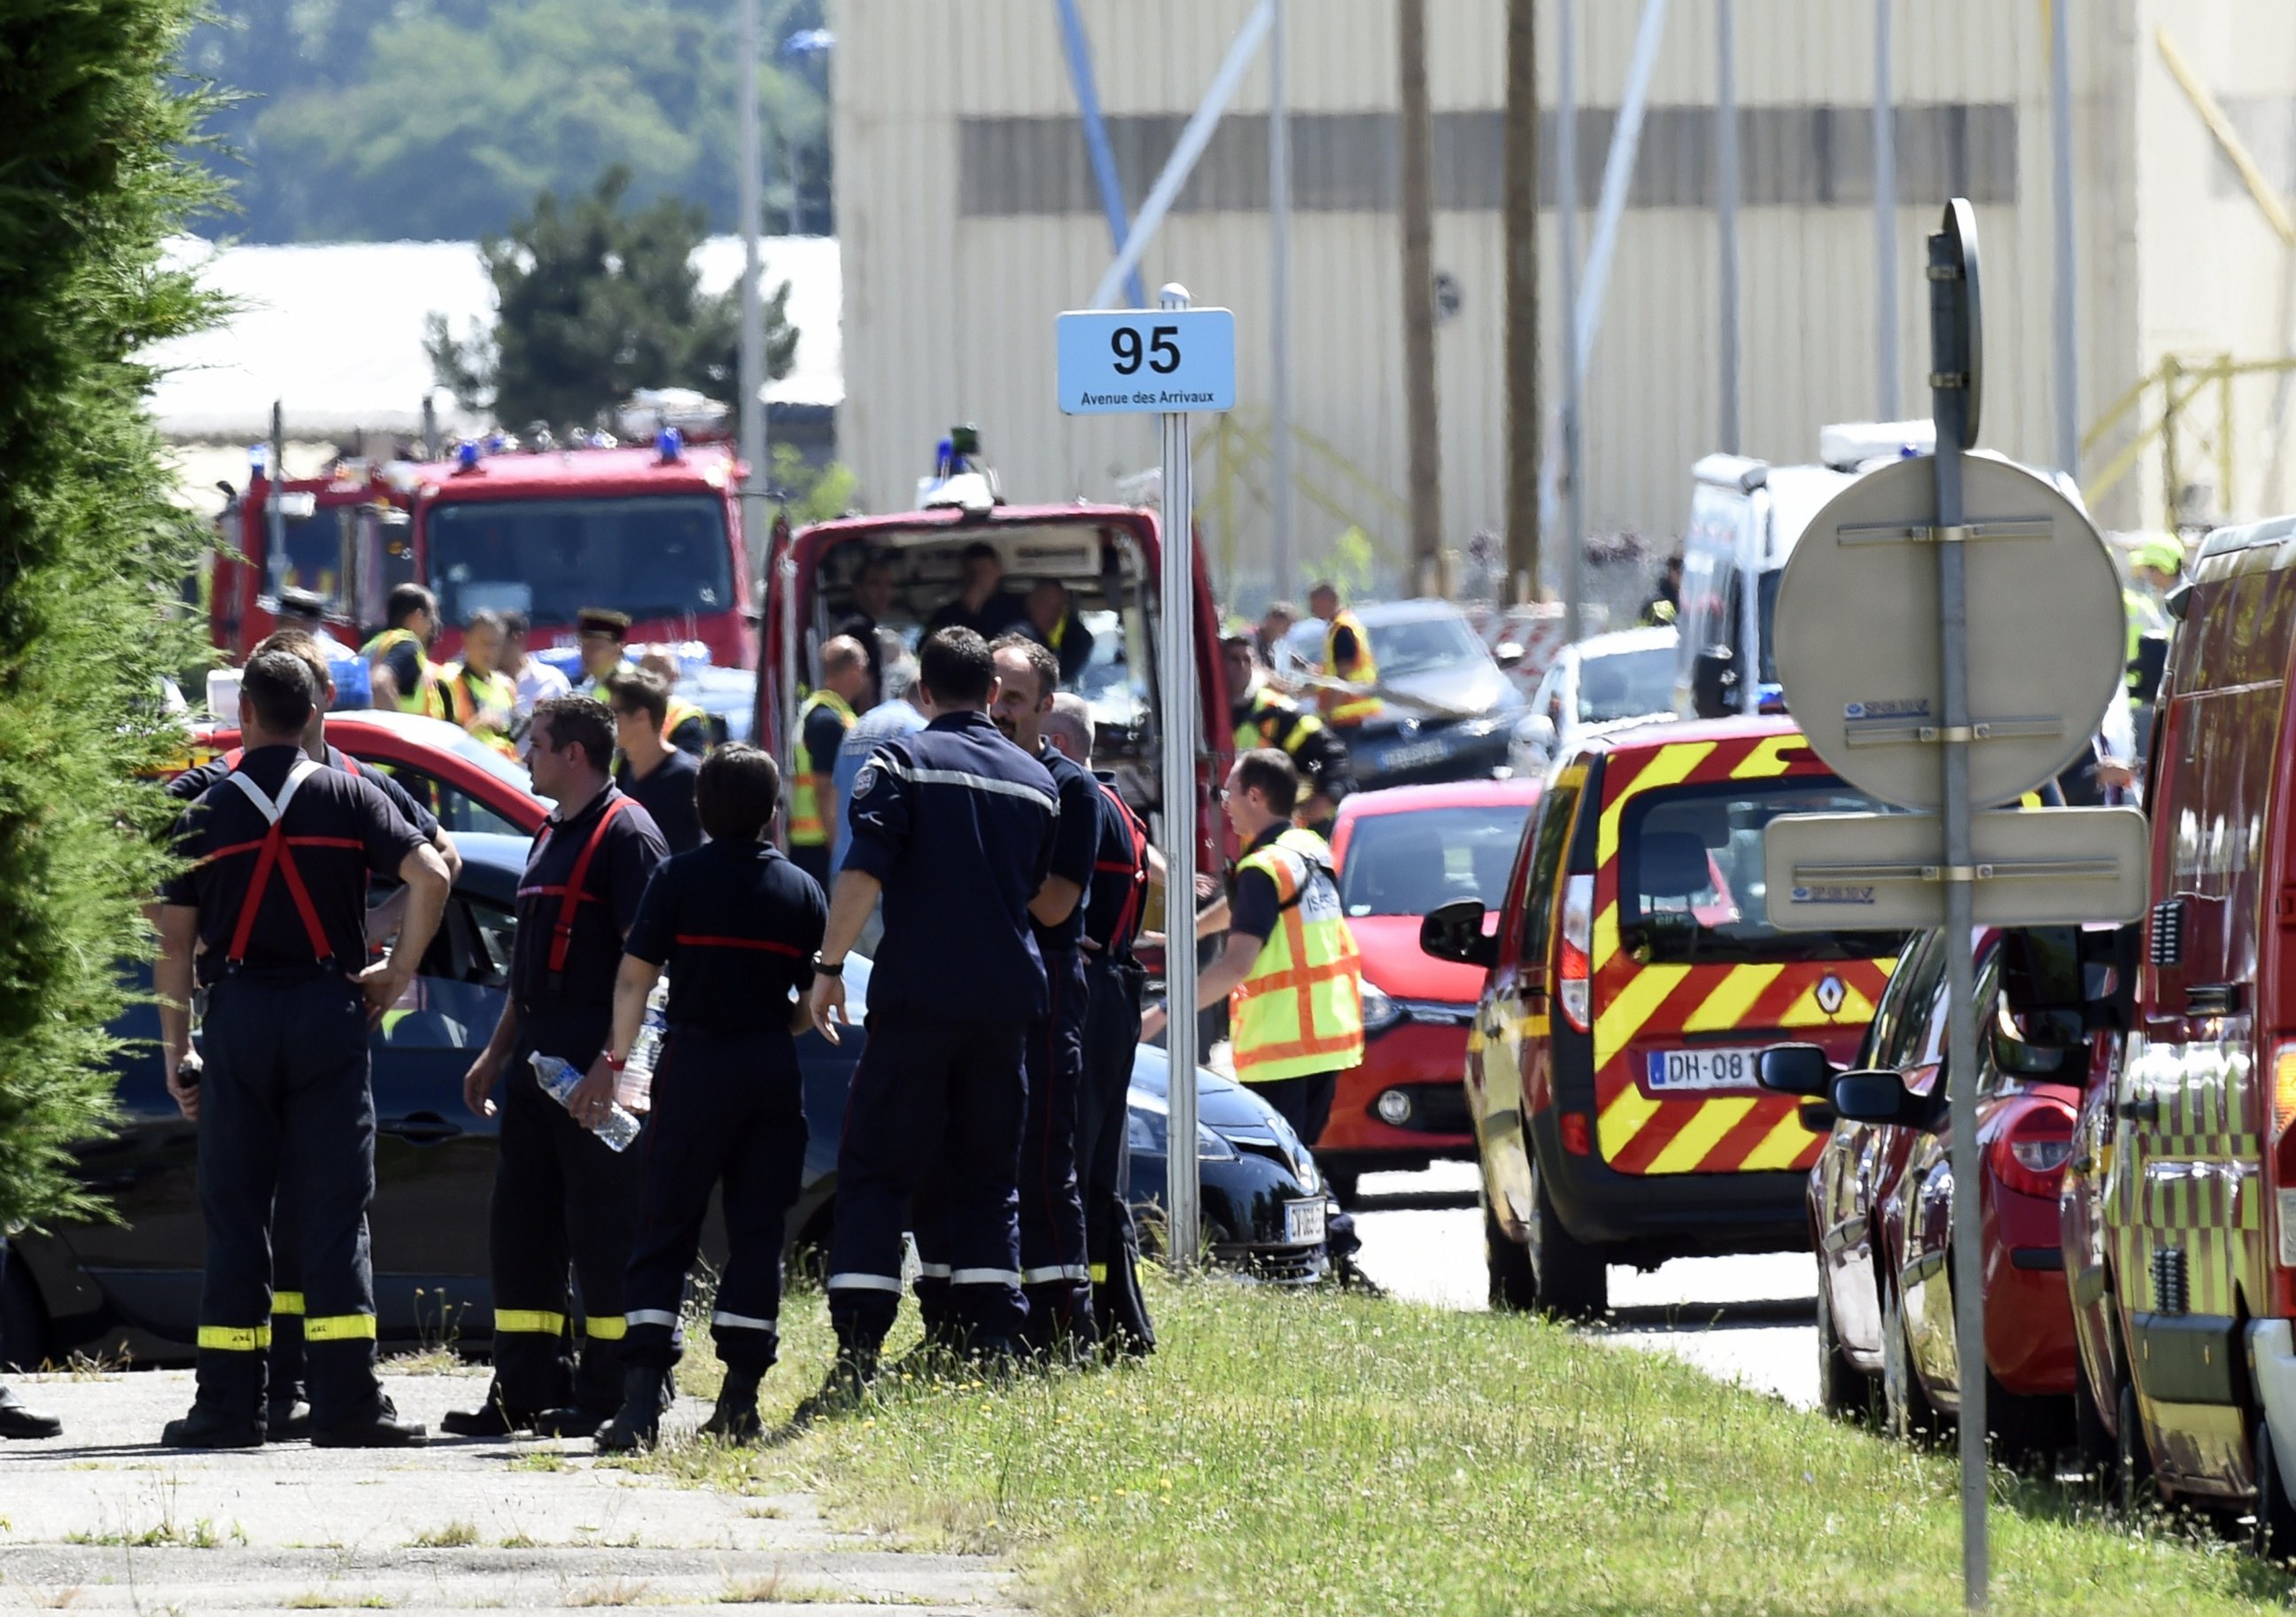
[0,0,220,1228]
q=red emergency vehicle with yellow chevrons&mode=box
[1422,715,1904,1316]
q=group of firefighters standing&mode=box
[0,568,1393,1448]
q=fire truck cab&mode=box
[210,455,410,662]
[756,432,1230,865]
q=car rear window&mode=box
[1339,803,1533,917]
[1620,777,1905,964]
[1578,646,1677,722]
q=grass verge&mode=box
[632,1278,2292,1614]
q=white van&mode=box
[1674,421,1935,719]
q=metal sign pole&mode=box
[1159,283,1203,1273]
[1928,206,1988,1611]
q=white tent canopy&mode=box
[146,235,842,443]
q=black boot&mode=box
[0,1385,60,1441]
[268,1387,312,1442]
[594,1366,666,1454]
[440,1384,524,1439]
[160,1400,264,1450]
[311,1395,428,1449]
[790,1344,877,1428]
[698,1368,764,1443]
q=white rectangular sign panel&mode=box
[1764,806,2151,932]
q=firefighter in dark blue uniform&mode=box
[803,628,1056,1411]
[1044,694,1158,1356]
[594,745,827,1451]
[167,629,465,1436]
[157,649,451,1447]
[984,635,1098,1351]
[446,696,670,1438]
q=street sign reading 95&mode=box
[1056,308,1237,416]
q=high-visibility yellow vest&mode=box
[789,688,856,848]
[439,662,518,757]
[1234,690,1326,759]
[2124,587,2170,693]
[1320,609,1384,726]
[1229,827,1366,1084]
[663,696,710,754]
[361,626,445,719]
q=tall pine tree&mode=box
[0,0,220,1231]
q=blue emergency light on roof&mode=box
[249,445,268,476]
[485,432,509,455]
[456,440,482,471]
[656,426,684,463]
[935,437,955,479]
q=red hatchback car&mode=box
[1767,929,2085,1450]
[1323,780,1543,1200]
[191,710,549,838]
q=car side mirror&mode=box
[1829,1069,1933,1129]
[1758,1042,1839,1098]
[1494,641,1525,671]
[1798,1099,1837,1132]
[1420,898,1496,970]
[1691,645,1737,719]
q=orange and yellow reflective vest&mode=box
[361,626,445,719]
[1229,826,1367,1084]
[788,688,856,848]
[1320,609,1384,726]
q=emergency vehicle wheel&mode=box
[1483,1185,1538,1313]
[2115,1380,2156,1519]
[1814,1276,1878,1423]
[2252,1420,2296,1563]
[1881,1284,1948,1444]
[1526,1161,1605,1320]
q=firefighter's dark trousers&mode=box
[1015,949,1092,1346]
[481,1010,644,1419]
[827,1015,1027,1351]
[1079,954,1154,1354]
[622,1026,808,1377]
[194,974,384,1428]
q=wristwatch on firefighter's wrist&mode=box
[813,953,845,978]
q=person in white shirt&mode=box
[503,610,571,746]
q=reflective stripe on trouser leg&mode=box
[487,1060,579,1419]
[583,1315,628,1341]
[270,1292,306,1316]
[192,977,291,1416]
[304,1314,376,1342]
[198,1325,273,1351]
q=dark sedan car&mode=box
[1,837,1326,1366]
[1280,601,1524,789]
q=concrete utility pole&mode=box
[1502,0,1540,603]
[2050,0,2080,478]
[1716,0,1741,453]
[1269,0,1295,602]
[1558,0,1585,639]
[1398,0,1444,584]
[737,0,769,569]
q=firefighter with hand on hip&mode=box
[156,649,452,1447]
[789,634,871,890]
[446,696,670,1439]
[594,745,827,1451]
[802,628,1056,1416]
[1142,748,1366,1149]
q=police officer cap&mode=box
[277,587,330,620]
[578,608,632,639]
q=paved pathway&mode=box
[0,1368,1030,1614]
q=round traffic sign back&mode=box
[1770,454,2124,811]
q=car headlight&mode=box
[1361,982,1403,1033]
[1127,1102,1167,1158]
[1128,1092,1238,1161]
[1196,1121,1237,1161]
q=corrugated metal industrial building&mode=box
[832,0,2296,602]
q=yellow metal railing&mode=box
[2082,354,2296,530]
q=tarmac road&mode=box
[1349,1161,1822,1411]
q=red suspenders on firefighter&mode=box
[522,797,634,992]
[204,758,365,970]
[1092,781,1150,953]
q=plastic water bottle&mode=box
[529,1053,642,1152]
[619,975,671,1114]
